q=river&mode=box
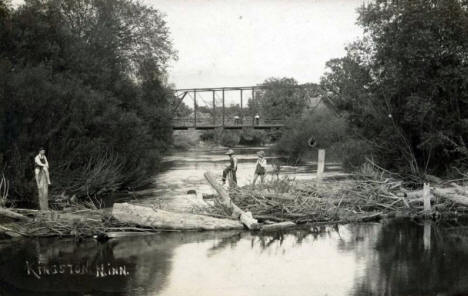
[1,147,468,296]
[134,146,343,205]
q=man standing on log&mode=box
[34,147,51,186]
[222,149,237,185]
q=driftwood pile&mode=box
[207,175,468,225]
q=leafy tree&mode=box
[0,0,177,202]
[321,0,468,176]
[254,78,320,121]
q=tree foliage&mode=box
[253,78,320,121]
[0,0,177,202]
[321,0,468,176]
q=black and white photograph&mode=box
[0,0,468,295]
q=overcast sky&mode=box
[142,0,365,89]
[11,0,365,90]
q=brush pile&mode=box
[211,170,468,224]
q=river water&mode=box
[135,146,343,205]
[1,147,468,296]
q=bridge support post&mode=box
[251,88,255,126]
[240,89,243,125]
[194,90,197,128]
[222,89,225,127]
[212,90,216,126]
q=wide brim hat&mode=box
[256,151,265,157]
[225,149,235,155]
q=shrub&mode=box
[332,139,373,172]
[274,106,347,162]
[239,128,266,146]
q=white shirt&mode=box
[256,158,267,168]
[35,155,49,168]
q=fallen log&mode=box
[112,203,244,231]
[432,188,468,207]
[450,183,468,195]
[261,221,296,231]
[0,207,31,221]
[204,172,260,230]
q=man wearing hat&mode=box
[222,149,237,185]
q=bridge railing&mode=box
[172,116,285,128]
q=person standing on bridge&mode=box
[234,115,240,125]
[254,113,260,125]
[222,149,237,186]
[252,150,267,187]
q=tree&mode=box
[321,0,468,176]
[254,78,320,121]
[0,0,177,201]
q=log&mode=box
[359,212,383,222]
[432,188,468,206]
[112,203,244,231]
[450,183,468,195]
[204,172,260,230]
[0,225,23,238]
[261,221,296,231]
[0,207,31,221]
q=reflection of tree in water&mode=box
[0,231,236,296]
[350,219,468,296]
[207,225,341,256]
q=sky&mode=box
[11,0,365,91]
[142,0,365,89]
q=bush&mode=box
[239,128,266,146]
[332,139,373,172]
[274,106,347,162]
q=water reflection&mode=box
[351,219,468,296]
[1,221,468,295]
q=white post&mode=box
[423,183,431,213]
[317,149,326,181]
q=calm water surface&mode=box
[1,221,468,296]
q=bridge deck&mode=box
[173,124,284,130]
[172,118,284,130]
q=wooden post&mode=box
[423,183,431,213]
[212,90,216,126]
[37,170,48,211]
[222,89,225,127]
[317,149,326,181]
[204,171,259,230]
[194,90,197,128]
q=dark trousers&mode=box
[222,167,237,184]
